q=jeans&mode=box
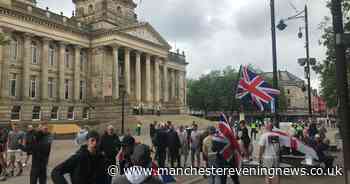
[207,159,220,184]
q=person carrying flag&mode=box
[212,113,241,184]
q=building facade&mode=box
[0,0,188,124]
[263,71,308,113]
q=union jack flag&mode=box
[236,66,280,111]
[213,113,241,166]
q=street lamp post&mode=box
[270,0,280,128]
[277,5,313,117]
[121,89,127,135]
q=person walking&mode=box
[178,126,189,167]
[250,121,257,141]
[202,126,220,184]
[116,135,136,175]
[7,123,25,176]
[26,123,52,184]
[24,125,35,167]
[100,125,121,183]
[51,131,108,184]
[190,124,201,167]
[167,127,181,168]
[239,120,252,161]
[154,124,168,168]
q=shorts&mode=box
[7,149,23,162]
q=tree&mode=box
[316,0,350,108]
[187,65,287,114]
[0,32,9,45]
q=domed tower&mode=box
[73,0,138,30]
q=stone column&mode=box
[41,38,50,101]
[58,42,66,101]
[112,45,119,100]
[135,51,141,102]
[178,70,184,104]
[0,28,2,98]
[163,62,169,102]
[171,69,176,100]
[154,57,160,103]
[0,28,10,99]
[124,47,131,94]
[73,46,81,102]
[145,54,151,102]
[22,33,32,100]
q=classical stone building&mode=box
[263,71,308,113]
[0,0,188,124]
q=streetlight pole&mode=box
[331,0,350,183]
[270,0,279,128]
[277,5,313,117]
[121,90,126,135]
[304,5,313,117]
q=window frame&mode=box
[32,106,41,121]
[50,106,59,121]
[10,106,21,121]
[10,38,18,61]
[82,107,89,120]
[9,73,16,97]
[31,41,38,64]
[49,45,55,66]
[48,78,54,98]
[30,76,37,98]
[64,79,69,100]
[67,107,75,120]
[64,48,70,68]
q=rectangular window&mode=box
[9,74,16,97]
[10,39,18,61]
[51,106,59,120]
[80,51,84,71]
[67,106,74,120]
[65,49,69,68]
[80,80,84,100]
[48,78,54,98]
[49,46,55,66]
[65,79,69,99]
[32,44,38,64]
[10,106,21,121]
[32,106,41,121]
[82,107,89,119]
[30,76,37,98]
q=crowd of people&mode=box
[0,117,337,184]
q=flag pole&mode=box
[232,65,243,120]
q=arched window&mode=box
[31,41,38,64]
[88,4,94,14]
[10,37,18,61]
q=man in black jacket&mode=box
[25,123,52,184]
[99,125,120,183]
[51,131,108,184]
[154,124,168,168]
[167,127,181,168]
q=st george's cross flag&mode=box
[236,65,280,111]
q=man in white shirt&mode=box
[258,122,280,184]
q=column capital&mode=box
[42,37,52,44]
[57,41,69,47]
[111,44,121,50]
[23,32,35,38]
[74,45,82,50]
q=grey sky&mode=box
[36,0,330,89]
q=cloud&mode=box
[36,0,330,90]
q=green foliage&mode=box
[316,0,350,108]
[187,65,287,114]
[0,32,9,45]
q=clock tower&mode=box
[73,0,138,30]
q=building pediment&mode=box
[118,22,171,49]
